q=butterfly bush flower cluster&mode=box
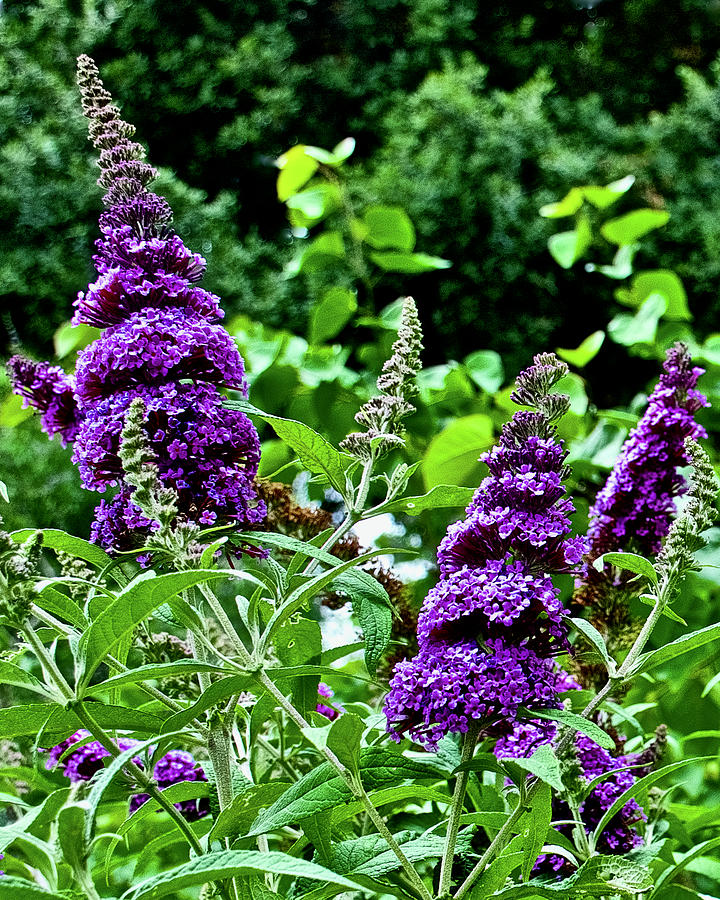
[45,731,208,821]
[577,343,707,609]
[494,705,648,875]
[384,354,586,749]
[8,55,265,551]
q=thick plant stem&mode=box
[255,668,433,900]
[438,726,479,897]
[72,702,206,857]
[196,582,251,661]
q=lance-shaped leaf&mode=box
[78,568,229,684]
[628,623,720,677]
[519,707,615,750]
[121,850,359,900]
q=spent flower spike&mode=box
[340,296,423,461]
[8,55,265,551]
[384,353,584,749]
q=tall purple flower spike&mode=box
[577,341,707,610]
[384,353,586,750]
[8,55,265,551]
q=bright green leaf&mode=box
[276,145,320,201]
[601,209,670,245]
[122,850,358,900]
[500,745,565,794]
[369,250,451,274]
[53,322,100,359]
[309,287,357,344]
[630,623,720,676]
[556,331,605,369]
[368,484,475,518]
[608,293,667,346]
[520,707,615,750]
[464,349,504,393]
[593,551,658,584]
[539,188,585,218]
[421,414,494,490]
[362,206,415,252]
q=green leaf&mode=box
[369,250,451,274]
[539,187,585,218]
[248,747,444,835]
[0,878,69,899]
[594,551,658,584]
[53,321,100,359]
[228,401,354,493]
[492,854,653,898]
[161,674,257,733]
[309,287,357,344]
[547,217,591,268]
[601,208,670,245]
[91,660,232,693]
[286,184,340,221]
[11,529,112,570]
[288,231,345,276]
[0,788,71,855]
[56,802,89,872]
[463,349,504,393]
[362,206,415,252]
[263,548,406,648]
[652,835,720,895]
[472,833,526,896]
[591,757,711,847]
[591,242,638,279]
[608,293,668,346]
[117,781,209,837]
[500,745,565,794]
[570,617,615,672]
[84,733,182,846]
[348,581,392,675]
[629,623,720,676]
[0,662,52,698]
[556,331,605,369]
[327,713,364,773]
[34,585,88,629]
[122,850,358,900]
[520,707,615,750]
[369,484,475,518]
[303,138,356,166]
[0,703,166,741]
[582,175,636,209]
[421,414,494,490]
[276,145,320,201]
[615,270,691,321]
[520,781,553,882]
[453,752,507,777]
[78,569,228,683]
[209,783,292,842]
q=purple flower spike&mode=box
[384,353,584,749]
[586,342,707,558]
[9,55,266,552]
[74,308,247,406]
[7,356,82,446]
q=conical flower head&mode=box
[384,353,584,749]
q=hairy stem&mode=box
[439,726,479,897]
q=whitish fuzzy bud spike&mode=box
[341,297,424,461]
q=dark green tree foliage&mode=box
[4,0,720,368]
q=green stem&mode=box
[454,794,528,900]
[438,726,479,897]
[255,668,432,900]
[196,582,252,662]
[72,701,205,857]
[22,624,74,702]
